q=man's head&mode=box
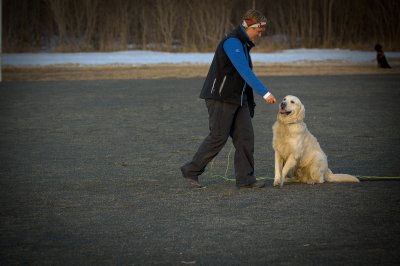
[241,9,268,41]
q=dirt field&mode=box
[0,74,400,265]
[3,60,400,81]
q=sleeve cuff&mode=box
[263,92,271,99]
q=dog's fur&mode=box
[272,95,359,187]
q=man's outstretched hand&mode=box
[265,94,277,104]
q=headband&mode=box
[242,19,267,29]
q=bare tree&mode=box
[154,0,178,50]
[322,0,335,47]
[46,0,69,50]
[2,0,400,52]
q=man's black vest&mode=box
[199,26,256,112]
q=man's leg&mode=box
[230,105,257,186]
[181,100,238,181]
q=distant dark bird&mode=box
[374,44,391,68]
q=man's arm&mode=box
[223,37,276,104]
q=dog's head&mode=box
[277,95,305,124]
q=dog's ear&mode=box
[299,102,305,120]
[294,102,305,122]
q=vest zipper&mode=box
[219,76,227,95]
[240,82,246,106]
[210,78,216,94]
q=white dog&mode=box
[272,95,359,187]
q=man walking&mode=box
[181,9,277,189]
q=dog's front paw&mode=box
[273,178,281,187]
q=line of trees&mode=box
[3,0,400,52]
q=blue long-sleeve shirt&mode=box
[223,33,270,99]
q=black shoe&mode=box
[186,178,205,189]
[238,180,265,189]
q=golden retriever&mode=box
[272,95,359,187]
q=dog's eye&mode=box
[291,100,295,104]
[283,98,286,101]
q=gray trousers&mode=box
[181,99,256,185]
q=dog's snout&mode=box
[280,102,286,109]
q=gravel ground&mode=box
[0,75,399,265]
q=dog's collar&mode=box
[278,117,301,125]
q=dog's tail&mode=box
[326,169,360,183]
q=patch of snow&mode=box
[3,49,400,66]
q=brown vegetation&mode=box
[3,60,400,81]
[3,0,400,53]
